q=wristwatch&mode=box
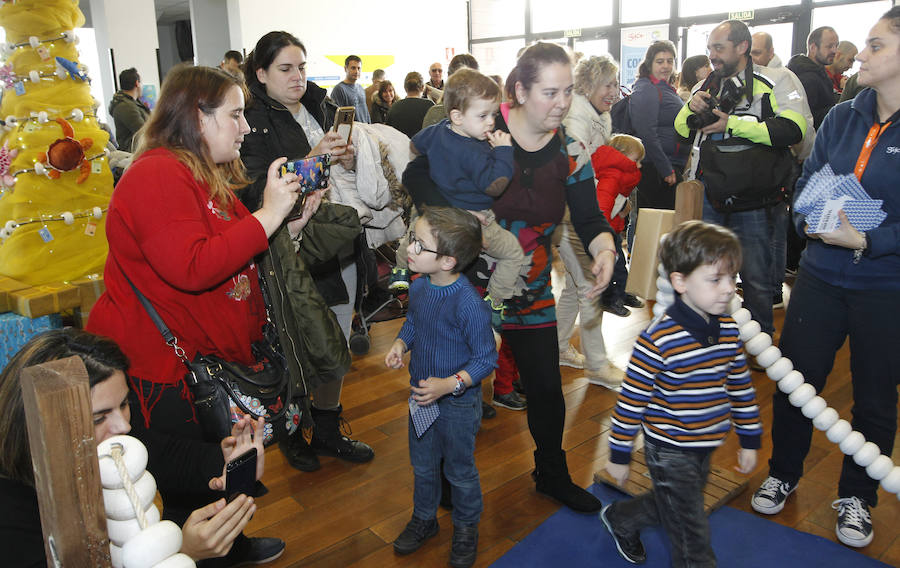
[852,232,869,264]
[451,373,466,397]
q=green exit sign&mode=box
[564,29,582,38]
[729,10,755,20]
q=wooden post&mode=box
[674,179,705,226]
[20,355,111,567]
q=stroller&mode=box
[348,241,406,355]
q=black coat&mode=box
[787,54,836,130]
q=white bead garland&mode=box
[649,259,900,501]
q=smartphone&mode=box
[225,447,257,502]
[280,153,331,195]
[333,106,355,145]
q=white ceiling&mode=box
[155,0,191,24]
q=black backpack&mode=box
[609,86,634,135]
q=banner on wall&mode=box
[620,24,669,89]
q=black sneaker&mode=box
[388,268,410,292]
[512,379,526,396]
[602,299,631,317]
[600,505,646,564]
[623,293,645,309]
[751,476,797,514]
[833,496,873,548]
[481,401,497,420]
[224,536,285,567]
[492,390,526,410]
[773,293,785,309]
[393,516,439,555]
[450,524,479,568]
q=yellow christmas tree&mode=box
[0,0,112,286]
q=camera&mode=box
[686,76,744,130]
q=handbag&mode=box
[125,275,292,445]
[699,136,792,213]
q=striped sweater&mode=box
[609,297,762,464]
[397,274,497,388]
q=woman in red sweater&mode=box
[88,64,320,566]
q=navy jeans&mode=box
[769,202,788,298]
[607,439,715,567]
[703,198,776,335]
[770,271,900,506]
[408,386,482,526]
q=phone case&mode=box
[334,106,355,144]
[226,448,257,502]
[280,153,331,195]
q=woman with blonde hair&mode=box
[87,64,318,565]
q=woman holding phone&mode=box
[240,31,375,473]
[0,329,270,566]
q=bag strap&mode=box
[122,272,189,364]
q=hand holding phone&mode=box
[225,447,258,502]
[279,154,331,195]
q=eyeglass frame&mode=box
[409,230,441,256]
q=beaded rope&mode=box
[109,443,149,530]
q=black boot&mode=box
[310,404,375,463]
[532,450,602,513]
[279,430,320,472]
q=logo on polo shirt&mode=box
[886,146,900,154]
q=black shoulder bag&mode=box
[126,275,291,445]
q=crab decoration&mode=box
[36,117,93,183]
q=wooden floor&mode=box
[245,280,900,567]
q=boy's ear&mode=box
[439,254,458,272]
[448,108,464,126]
[669,271,687,294]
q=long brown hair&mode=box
[0,329,129,486]
[134,64,250,208]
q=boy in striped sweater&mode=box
[384,207,497,568]
[600,220,762,566]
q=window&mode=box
[576,38,612,59]
[471,0,526,39]
[621,0,670,24]
[680,0,800,18]
[471,39,527,80]
[530,0,613,34]
[812,0,891,68]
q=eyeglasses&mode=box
[430,68,442,73]
[409,231,440,255]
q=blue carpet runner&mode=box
[492,484,890,567]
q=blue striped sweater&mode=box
[609,297,762,464]
[397,274,497,387]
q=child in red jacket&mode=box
[592,134,645,317]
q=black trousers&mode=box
[502,327,566,457]
[635,162,680,211]
[769,271,900,506]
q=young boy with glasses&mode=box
[385,206,497,568]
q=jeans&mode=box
[703,198,775,335]
[600,244,629,305]
[409,387,483,526]
[607,439,716,568]
[769,271,900,506]
[769,202,788,299]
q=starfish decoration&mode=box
[0,141,18,187]
[0,64,17,89]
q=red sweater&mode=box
[591,145,642,233]
[87,148,270,386]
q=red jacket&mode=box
[591,145,642,233]
[87,148,270,386]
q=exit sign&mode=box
[729,10,755,20]
[564,29,582,38]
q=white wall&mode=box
[225,0,469,89]
[156,23,181,80]
[90,0,160,89]
[190,0,231,68]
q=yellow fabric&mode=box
[0,0,111,286]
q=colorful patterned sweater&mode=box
[609,296,762,464]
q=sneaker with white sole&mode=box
[832,496,873,548]
[600,504,646,564]
[559,344,585,369]
[492,390,527,410]
[751,476,797,515]
[585,364,624,390]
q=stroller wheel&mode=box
[349,331,370,355]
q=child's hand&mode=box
[605,461,630,486]
[735,448,757,474]
[486,130,512,148]
[411,377,454,405]
[384,339,406,369]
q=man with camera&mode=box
[675,19,808,339]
